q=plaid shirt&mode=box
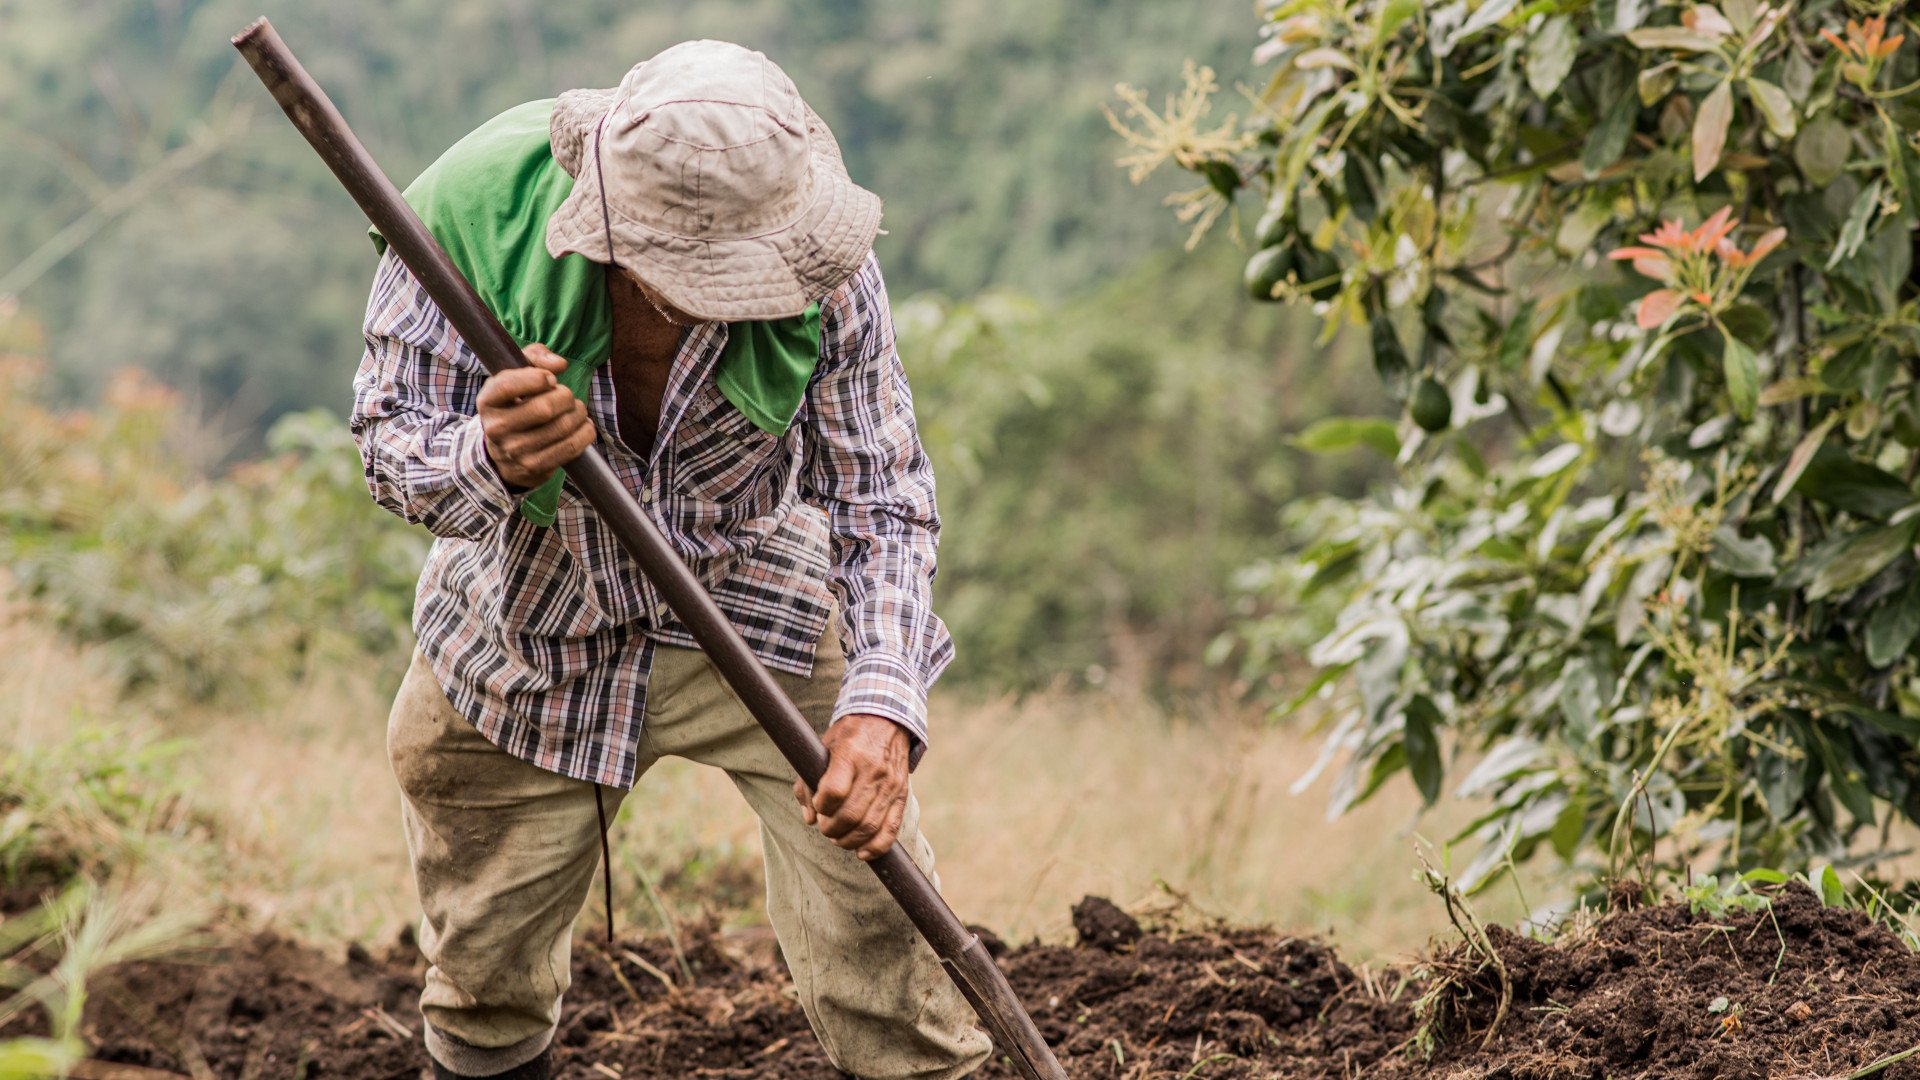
[350,249,951,789]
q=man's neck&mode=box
[609,269,702,329]
[605,270,684,457]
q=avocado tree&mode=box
[1110,0,1920,888]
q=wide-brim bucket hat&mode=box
[545,39,882,323]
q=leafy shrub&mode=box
[0,357,426,700]
[1117,0,1920,886]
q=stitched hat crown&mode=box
[603,41,813,241]
[546,38,883,322]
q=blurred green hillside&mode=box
[5,0,1260,421]
[1,0,1381,690]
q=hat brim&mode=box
[545,90,881,323]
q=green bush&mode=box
[1119,0,1920,886]
[0,358,425,701]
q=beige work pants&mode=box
[387,632,991,1079]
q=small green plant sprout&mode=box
[1804,863,1848,907]
[1711,996,1746,1037]
[1683,873,1773,919]
[0,881,204,1078]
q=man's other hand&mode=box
[793,714,910,861]
[480,344,597,490]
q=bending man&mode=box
[350,39,989,1080]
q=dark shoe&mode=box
[429,1048,551,1080]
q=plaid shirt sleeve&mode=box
[803,253,955,763]
[349,251,525,541]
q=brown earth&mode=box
[6,885,1920,1079]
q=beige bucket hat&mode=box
[545,40,883,323]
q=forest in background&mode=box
[1,0,1382,690]
[5,0,1265,417]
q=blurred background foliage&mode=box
[0,0,1381,695]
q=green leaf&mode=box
[1866,576,1920,667]
[1528,16,1578,99]
[1822,340,1874,392]
[0,1039,82,1079]
[1343,150,1378,222]
[1694,80,1734,182]
[1351,742,1409,810]
[1558,660,1602,739]
[1719,303,1772,349]
[1817,863,1846,906]
[1584,91,1638,177]
[1549,789,1588,859]
[1745,77,1797,139]
[1771,414,1840,505]
[1722,330,1759,420]
[1811,731,1877,823]
[1844,704,1920,741]
[1790,444,1916,520]
[1403,695,1445,806]
[1454,0,1520,43]
[1828,179,1883,270]
[1370,313,1411,397]
[1795,114,1850,186]
[1807,522,1916,600]
[1294,47,1356,71]
[1757,377,1821,407]
[1293,416,1401,458]
[1627,26,1725,51]
[1497,298,1537,372]
[1708,525,1776,576]
[1638,62,1679,106]
[1375,0,1421,42]
[1884,110,1916,211]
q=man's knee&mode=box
[387,656,460,802]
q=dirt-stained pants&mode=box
[386,629,991,1079]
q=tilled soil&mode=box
[1394,884,1920,1080]
[7,886,1920,1079]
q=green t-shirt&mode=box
[372,99,821,525]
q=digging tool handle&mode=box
[230,18,1065,1080]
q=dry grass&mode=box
[617,691,1539,958]
[3,597,1530,961]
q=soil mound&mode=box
[6,888,1920,1079]
[1398,882,1920,1080]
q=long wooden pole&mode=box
[230,17,1064,1080]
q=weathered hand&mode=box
[479,344,596,490]
[793,713,911,861]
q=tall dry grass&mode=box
[4,593,1532,960]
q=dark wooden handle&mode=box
[230,18,1064,1080]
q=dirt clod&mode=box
[1069,894,1141,951]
